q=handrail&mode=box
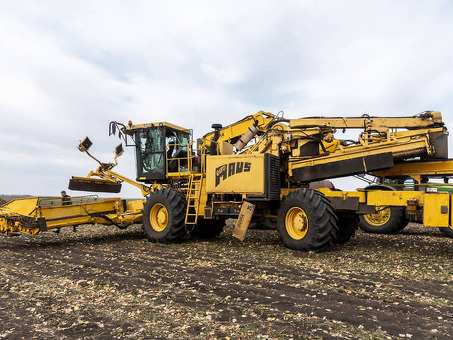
[37,195,101,208]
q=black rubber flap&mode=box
[293,152,394,182]
[68,177,122,193]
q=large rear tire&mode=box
[358,206,405,234]
[277,188,338,252]
[142,188,187,243]
[335,212,358,244]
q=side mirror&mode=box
[115,143,124,157]
[79,137,93,152]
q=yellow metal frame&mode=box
[373,159,453,183]
[288,127,442,177]
[289,111,443,131]
[0,196,143,235]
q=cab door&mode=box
[135,127,166,181]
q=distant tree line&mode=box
[0,194,32,205]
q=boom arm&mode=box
[69,137,156,196]
[289,111,443,131]
[202,111,277,145]
[73,167,153,197]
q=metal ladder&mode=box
[185,173,203,226]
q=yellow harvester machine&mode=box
[56,109,453,251]
[3,110,452,250]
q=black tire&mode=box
[142,188,187,243]
[116,223,131,230]
[335,212,358,244]
[397,215,409,232]
[191,218,226,238]
[277,188,338,252]
[358,206,405,234]
[439,226,453,238]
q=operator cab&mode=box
[131,123,192,183]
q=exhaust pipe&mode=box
[234,125,258,151]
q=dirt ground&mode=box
[0,222,452,339]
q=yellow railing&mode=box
[166,141,202,175]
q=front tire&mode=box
[142,188,187,243]
[277,189,338,251]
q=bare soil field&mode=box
[0,222,452,339]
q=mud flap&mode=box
[233,202,255,241]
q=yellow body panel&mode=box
[206,154,265,194]
[126,199,145,212]
[1,197,39,217]
[366,191,425,206]
[423,194,450,227]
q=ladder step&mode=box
[185,174,204,225]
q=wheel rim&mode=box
[363,207,391,226]
[285,207,309,240]
[150,203,168,232]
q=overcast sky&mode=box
[1,0,453,197]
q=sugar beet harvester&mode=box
[67,110,453,251]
